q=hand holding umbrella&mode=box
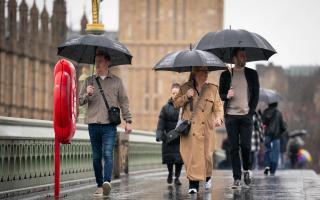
[86,85,95,96]
[227,86,235,99]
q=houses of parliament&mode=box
[0,0,224,131]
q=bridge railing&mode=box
[0,116,162,192]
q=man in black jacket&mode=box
[262,102,287,175]
[219,48,260,188]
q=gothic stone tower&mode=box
[118,0,224,131]
[0,0,67,120]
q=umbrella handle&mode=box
[189,97,193,112]
[87,75,94,96]
[88,62,95,96]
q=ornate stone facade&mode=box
[0,0,225,131]
[118,0,224,130]
[0,0,67,120]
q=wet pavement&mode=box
[15,169,320,200]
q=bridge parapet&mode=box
[0,116,162,192]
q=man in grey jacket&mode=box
[79,49,132,197]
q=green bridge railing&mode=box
[0,117,162,193]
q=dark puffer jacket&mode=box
[262,105,287,140]
[156,99,183,164]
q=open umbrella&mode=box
[195,29,277,63]
[297,149,312,165]
[57,34,132,66]
[289,129,308,138]
[154,48,225,72]
[259,88,281,104]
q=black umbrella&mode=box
[195,29,277,63]
[154,49,226,72]
[259,88,282,104]
[57,34,132,66]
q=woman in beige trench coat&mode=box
[173,66,224,194]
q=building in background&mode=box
[0,0,67,120]
[0,0,225,132]
[117,0,224,131]
[257,63,320,172]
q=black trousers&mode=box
[167,163,183,178]
[225,114,253,180]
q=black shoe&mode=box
[264,167,270,175]
[188,180,199,194]
[243,170,252,186]
[174,178,182,185]
[189,180,199,191]
[231,180,241,189]
[167,173,173,184]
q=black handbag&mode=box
[164,129,180,144]
[175,120,191,136]
[95,77,121,126]
[175,98,193,136]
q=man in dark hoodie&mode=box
[219,48,260,188]
[262,102,287,175]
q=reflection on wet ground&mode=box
[19,170,320,200]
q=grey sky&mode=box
[18,0,320,67]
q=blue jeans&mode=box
[88,124,117,187]
[264,136,280,174]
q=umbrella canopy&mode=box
[289,129,308,138]
[259,88,281,104]
[195,29,277,63]
[57,34,132,66]
[297,149,312,164]
[154,49,226,72]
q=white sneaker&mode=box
[231,179,241,189]
[188,188,198,194]
[204,178,212,190]
[102,181,111,196]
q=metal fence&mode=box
[0,117,162,192]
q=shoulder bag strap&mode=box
[95,77,110,110]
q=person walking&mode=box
[156,83,184,186]
[262,102,287,175]
[287,135,304,169]
[251,111,264,170]
[219,48,260,188]
[79,49,132,197]
[173,66,224,194]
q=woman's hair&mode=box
[188,72,195,81]
[171,83,180,89]
[189,66,208,81]
[188,66,200,81]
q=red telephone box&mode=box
[53,59,77,197]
